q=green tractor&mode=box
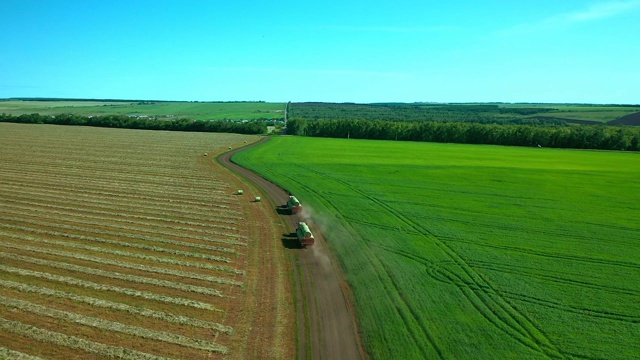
[287,195,302,214]
[296,222,315,247]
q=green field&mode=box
[234,137,640,359]
[290,102,640,125]
[531,105,640,123]
[0,100,285,120]
[456,104,640,123]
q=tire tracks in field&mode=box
[501,291,640,323]
[468,260,640,297]
[287,165,443,359]
[426,257,640,322]
[426,257,640,299]
[295,163,566,359]
[444,238,640,271]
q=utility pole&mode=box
[284,101,289,126]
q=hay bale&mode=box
[203,152,208,156]
[254,196,261,202]
[237,190,243,195]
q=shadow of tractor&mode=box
[275,204,291,215]
[281,232,302,249]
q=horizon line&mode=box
[2,97,639,107]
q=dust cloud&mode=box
[299,203,333,272]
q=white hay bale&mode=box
[254,196,261,202]
[237,190,243,195]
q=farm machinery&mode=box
[296,222,315,247]
[286,195,302,214]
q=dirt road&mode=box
[218,138,365,360]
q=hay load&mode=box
[296,222,314,247]
[286,196,302,214]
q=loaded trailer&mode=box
[296,222,315,247]
[287,195,302,214]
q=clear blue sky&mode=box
[2,0,639,103]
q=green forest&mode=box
[286,103,640,151]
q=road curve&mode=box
[218,137,365,360]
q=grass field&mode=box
[470,104,640,123]
[290,102,640,125]
[0,123,294,359]
[459,104,640,123]
[0,100,285,120]
[233,136,640,359]
[530,106,640,123]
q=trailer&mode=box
[296,222,315,247]
[287,195,302,214]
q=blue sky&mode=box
[1,0,639,103]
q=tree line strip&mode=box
[0,113,266,134]
[286,118,640,151]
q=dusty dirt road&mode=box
[218,138,365,360]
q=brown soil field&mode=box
[608,111,640,125]
[0,123,295,359]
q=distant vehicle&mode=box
[287,195,302,214]
[296,222,315,247]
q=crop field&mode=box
[233,136,640,359]
[0,100,285,121]
[0,123,294,359]
[530,108,639,123]
[289,102,640,125]
[497,104,640,123]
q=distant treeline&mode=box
[0,113,267,134]
[286,118,640,151]
[0,98,265,104]
[3,98,160,103]
[2,98,267,103]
